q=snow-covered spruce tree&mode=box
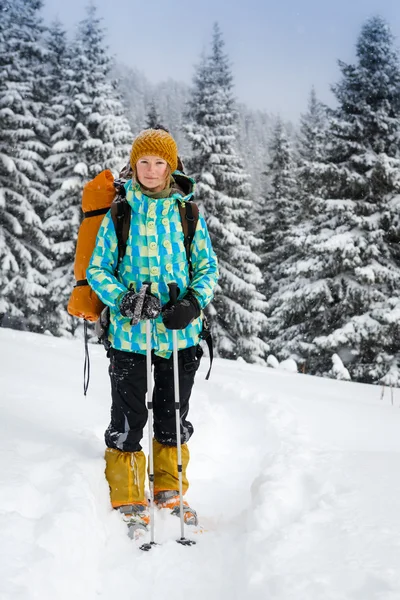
[0,0,52,332]
[71,5,133,176]
[44,5,133,335]
[236,105,274,232]
[145,100,161,129]
[267,16,400,384]
[184,23,268,362]
[260,90,328,361]
[296,86,329,209]
[259,118,299,299]
[41,20,77,335]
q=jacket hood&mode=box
[170,172,196,201]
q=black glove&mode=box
[142,293,162,319]
[119,290,161,321]
[162,290,200,330]
[119,291,140,319]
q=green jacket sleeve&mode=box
[86,212,128,307]
[189,213,219,310]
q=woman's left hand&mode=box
[161,291,200,330]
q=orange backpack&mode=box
[67,170,116,322]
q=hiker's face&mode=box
[136,156,169,192]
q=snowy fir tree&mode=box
[185,23,268,363]
[44,5,133,335]
[259,118,298,298]
[41,20,78,335]
[0,0,52,332]
[260,90,327,354]
[70,5,133,176]
[145,100,161,129]
[266,16,400,384]
[298,87,328,166]
[296,86,329,209]
[236,106,274,231]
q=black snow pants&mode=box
[105,345,203,452]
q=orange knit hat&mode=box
[130,129,178,172]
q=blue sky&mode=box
[41,0,400,121]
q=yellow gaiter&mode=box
[104,447,146,508]
[153,439,189,495]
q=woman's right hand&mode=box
[119,290,161,321]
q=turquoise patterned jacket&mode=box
[86,173,218,357]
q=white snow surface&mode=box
[1,328,400,600]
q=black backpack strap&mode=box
[199,316,213,380]
[110,186,131,269]
[83,321,90,396]
[178,201,199,279]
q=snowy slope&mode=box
[1,328,400,600]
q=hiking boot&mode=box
[154,490,198,526]
[118,504,150,539]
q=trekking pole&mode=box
[168,282,196,547]
[140,282,157,552]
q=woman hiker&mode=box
[87,128,218,535]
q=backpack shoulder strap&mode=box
[178,200,199,276]
[178,200,213,378]
[110,186,131,266]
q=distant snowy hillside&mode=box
[1,328,400,600]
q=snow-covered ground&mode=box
[1,328,400,600]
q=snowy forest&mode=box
[1,1,400,386]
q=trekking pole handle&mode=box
[168,282,178,304]
[143,280,152,295]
